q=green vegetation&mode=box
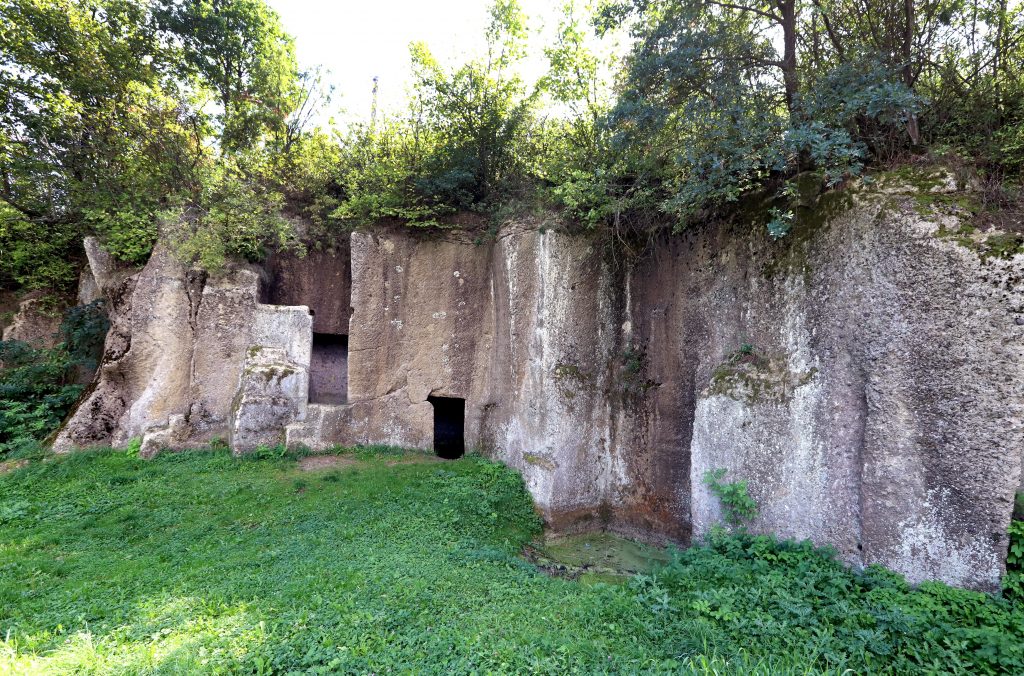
[1007,497,1024,601]
[0,300,107,460]
[703,467,759,529]
[331,0,535,228]
[1,5,1023,670]
[706,344,819,403]
[4,0,1024,295]
[1006,519,1024,600]
[0,448,1022,673]
[0,0,319,290]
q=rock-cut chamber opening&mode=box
[310,333,348,404]
[428,396,465,459]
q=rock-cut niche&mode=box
[265,248,353,405]
[310,332,348,404]
[428,395,465,459]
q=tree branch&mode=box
[810,0,846,60]
[705,0,782,24]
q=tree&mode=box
[589,0,923,234]
[0,0,205,286]
[409,0,534,203]
[539,2,613,165]
[331,0,536,226]
[0,0,313,287]
[155,0,300,151]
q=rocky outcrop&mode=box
[283,224,624,529]
[1,295,63,349]
[287,193,1020,589]
[633,196,1023,589]
[52,244,305,454]
[55,185,1024,590]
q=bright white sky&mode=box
[266,0,567,125]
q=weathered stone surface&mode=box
[1,295,63,349]
[230,305,312,455]
[644,195,1024,589]
[83,237,121,293]
[285,225,623,530]
[230,346,310,453]
[482,227,622,532]
[54,246,186,450]
[290,196,1020,589]
[77,267,102,306]
[251,303,313,366]
[186,267,264,436]
[59,187,1024,590]
[76,236,134,306]
[53,246,267,451]
[265,246,350,335]
[140,413,190,459]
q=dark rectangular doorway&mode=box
[428,396,465,459]
[310,333,348,404]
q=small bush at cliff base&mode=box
[1005,520,1024,601]
[704,467,758,528]
[1,449,1023,674]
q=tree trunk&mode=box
[779,0,800,119]
[902,0,921,145]
[995,0,1007,127]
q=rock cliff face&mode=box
[55,187,1024,590]
[1,295,64,349]
[632,196,1023,589]
[53,244,313,456]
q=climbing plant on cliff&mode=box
[1006,518,1024,600]
[704,468,759,529]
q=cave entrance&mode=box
[428,396,465,459]
[309,333,348,404]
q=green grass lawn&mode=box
[1,448,1022,674]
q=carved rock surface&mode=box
[287,198,1021,589]
[57,193,1024,590]
[53,246,267,451]
[229,306,312,454]
[230,346,309,453]
[265,247,350,335]
[635,196,1023,589]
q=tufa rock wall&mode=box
[53,242,316,456]
[1,294,64,349]
[54,190,1024,590]
[265,248,351,335]
[284,224,625,528]
[630,195,1024,589]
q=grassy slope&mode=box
[0,449,1022,674]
